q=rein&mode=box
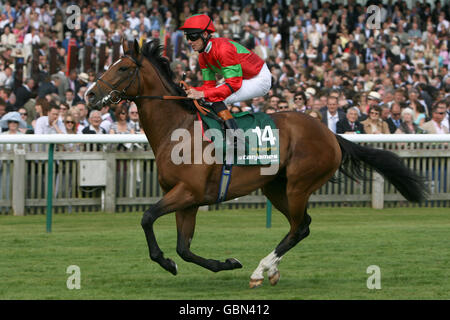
[95,54,210,115]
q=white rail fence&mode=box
[0,134,449,216]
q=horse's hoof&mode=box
[226,258,243,269]
[166,258,178,275]
[249,278,264,289]
[269,271,281,286]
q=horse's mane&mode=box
[141,39,196,113]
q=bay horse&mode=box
[86,39,427,288]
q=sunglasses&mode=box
[20,112,27,116]
[392,113,401,116]
[186,33,202,41]
[279,105,289,109]
[434,112,445,115]
[295,97,303,100]
[65,121,75,124]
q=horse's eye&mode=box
[119,66,129,72]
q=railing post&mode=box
[12,148,26,216]
[46,144,55,232]
[104,152,116,213]
[371,171,384,209]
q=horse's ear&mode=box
[133,39,140,57]
[122,37,129,54]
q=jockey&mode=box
[179,14,272,132]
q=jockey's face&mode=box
[186,31,209,52]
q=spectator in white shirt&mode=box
[421,102,449,134]
[128,103,142,134]
[34,104,65,134]
[23,28,40,46]
[127,11,140,30]
[100,104,113,133]
[0,25,16,46]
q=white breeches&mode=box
[223,63,272,105]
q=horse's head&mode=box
[85,38,143,110]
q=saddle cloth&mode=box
[198,111,279,166]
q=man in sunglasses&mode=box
[421,101,449,134]
[179,14,271,132]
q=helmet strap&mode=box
[198,33,211,53]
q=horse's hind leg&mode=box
[175,207,243,272]
[250,180,311,288]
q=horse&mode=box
[85,39,427,288]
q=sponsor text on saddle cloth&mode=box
[199,111,279,166]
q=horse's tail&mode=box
[335,134,428,203]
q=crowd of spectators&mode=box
[0,0,449,145]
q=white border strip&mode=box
[0,134,448,144]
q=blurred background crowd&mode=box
[0,0,449,145]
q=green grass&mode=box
[0,207,449,300]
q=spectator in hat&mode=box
[0,112,26,153]
[17,107,33,134]
[0,111,27,133]
[78,73,89,87]
[304,87,317,107]
[367,91,382,107]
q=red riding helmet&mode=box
[179,14,216,34]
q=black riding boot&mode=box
[210,101,242,164]
[210,101,239,132]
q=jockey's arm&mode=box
[192,46,243,102]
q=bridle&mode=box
[95,53,146,105]
[93,53,210,115]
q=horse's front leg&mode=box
[141,182,196,275]
[176,207,243,272]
